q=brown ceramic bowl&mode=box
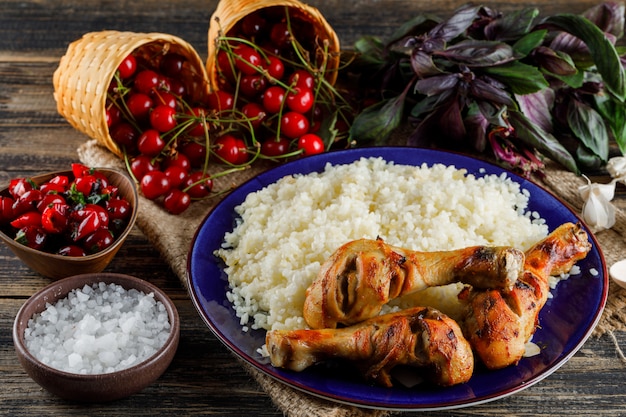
[0,168,138,280]
[13,273,180,402]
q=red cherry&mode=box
[126,92,154,121]
[106,104,121,128]
[264,56,285,80]
[286,87,314,114]
[280,112,310,139]
[261,137,290,157]
[137,129,166,157]
[106,198,132,220]
[162,153,191,172]
[185,107,209,137]
[110,123,138,152]
[241,102,267,129]
[164,165,188,189]
[289,70,315,90]
[183,172,213,198]
[262,86,286,113]
[216,50,237,85]
[270,22,292,49]
[160,53,187,78]
[134,69,160,94]
[233,45,263,75]
[180,141,208,168]
[84,228,115,254]
[153,91,178,109]
[163,189,191,214]
[214,135,249,165]
[130,155,160,180]
[57,245,87,257]
[140,171,171,200]
[239,74,267,98]
[240,13,267,37]
[207,91,235,111]
[117,54,137,79]
[297,133,325,156]
[150,105,177,132]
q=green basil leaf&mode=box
[350,95,405,145]
[512,29,547,57]
[566,100,609,161]
[483,61,549,95]
[575,145,605,170]
[594,94,626,154]
[508,110,579,173]
[354,36,386,66]
[545,14,626,101]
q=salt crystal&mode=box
[23,282,170,375]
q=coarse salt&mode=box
[24,281,171,375]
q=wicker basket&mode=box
[206,0,340,90]
[53,31,210,158]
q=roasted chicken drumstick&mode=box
[266,306,474,387]
[303,238,525,329]
[461,222,592,369]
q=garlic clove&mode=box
[607,156,626,179]
[578,175,616,202]
[581,185,616,231]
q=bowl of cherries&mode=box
[0,163,138,280]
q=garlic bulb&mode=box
[578,175,616,232]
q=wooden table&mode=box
[1,0,625,415]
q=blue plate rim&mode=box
[186,146,608,411]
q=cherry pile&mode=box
[0,164,133,256]
[215,6,352,158]
[105,6,352,215]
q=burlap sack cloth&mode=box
[77,139,626,417]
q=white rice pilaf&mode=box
[216,157,549,332]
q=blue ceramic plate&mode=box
[187,147,607,411]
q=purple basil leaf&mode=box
[435,40,515,67]
[484,7,539,41]
[410,89,456,119]
[411,50,442,77]
[414,73,459,95]
[515,90,555,133]
[464,102,490,151]
[436,97,466,142]
[429,4,480,42]
[533,46,578,76]
[468,77,516,106]
[583,2,625,38]
[507,110,579,174]
[566,99,609,161]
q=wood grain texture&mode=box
[1,1,625,416]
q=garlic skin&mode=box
[578,175,616,232]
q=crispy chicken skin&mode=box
[460,222,592,369]
[303,238,525,329]
[266,307,474,387]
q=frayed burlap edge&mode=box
[77,140,391,417]
[77,140,626,415]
